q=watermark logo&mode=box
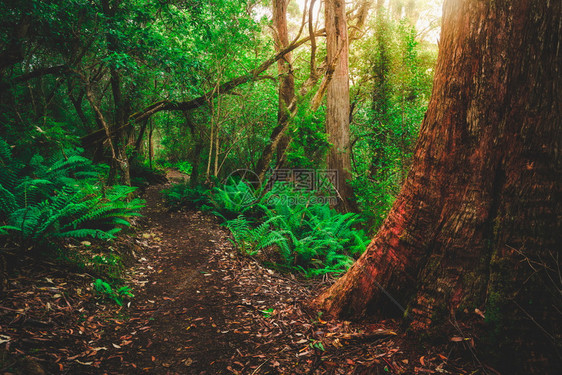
[223,168,339,208]
[223,168,261,187]
[223,169,261,207]
[265,168,339,192]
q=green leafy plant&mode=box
[309,340,325,351]
[0,138,144,250]
[175,161,193,175]
[162,183,210,210]
[207,179,261,219]
[93,278,134,306]
[224,214,289,257]
[260,308,274,318]
[216,181,369,277]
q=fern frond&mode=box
[55,228,116,239]
[0,184,17,217]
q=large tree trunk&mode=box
[315,0,561,371]
[325,0,357,212]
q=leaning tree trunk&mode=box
[325,0,357,212]
[315,0,561,371]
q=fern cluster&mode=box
[224,214,289,257]
[162,182,210,211]
[0,138,144,250]
[212,180,369,277]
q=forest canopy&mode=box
[0,0,439,227]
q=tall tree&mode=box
[325,0,356,212]
[315,0,561,371]
[100,0,131,186]
[254,0,295,179]
[272,0,295,163]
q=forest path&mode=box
[92,182,321,374]
[103,183,244,373]
[86,182,467,374]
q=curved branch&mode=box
[129,30,324,124]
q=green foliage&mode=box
[224,214,289,257]
[162,182,210,210]
[90,253,125,281]
[349,12,437,231]
[208,179,261,219]
[209,180,368,277]
[175,161,193,175]
[0,139,144,250]
[260,308,274,318]
[93,278,134,307]
[285,104,330,169]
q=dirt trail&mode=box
[90,183,324,374]
[82,183,472,374]
[109,185,239,373]
[93,185,267,373]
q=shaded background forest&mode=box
[0,0,439,227]
[0,0,442,278]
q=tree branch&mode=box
[129,31,324,124]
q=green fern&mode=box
[225,215,289,257]
[215,180,368,277]
[0,138,144,249]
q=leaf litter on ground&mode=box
[0,184,480,374]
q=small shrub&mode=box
[162,183,210,210]
[175,161,193,175]
[93,278,134,306]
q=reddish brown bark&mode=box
[325,0,357,212]
[315,0,561,371]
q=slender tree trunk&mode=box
[273,0,295,166]
[101,0,130,186]
[325,0,357,212]
[148,120,154,170]
[134,119,149,155]
[254,0,295,180]
[314,0,561,371]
